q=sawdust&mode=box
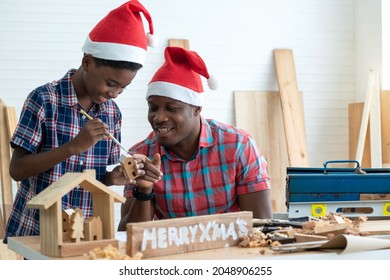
[239,213,369,248]
[86,244,143,260]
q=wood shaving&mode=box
[240,213,370,249]
[239,227,282,248]
[295,213,368,236]
[86,244,143,260]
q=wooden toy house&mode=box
[119,154,139,179]
[27,169,125,257]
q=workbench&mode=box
[7,234,390,260]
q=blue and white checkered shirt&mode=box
[4,69,121,240]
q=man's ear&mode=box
[194,106,202,116]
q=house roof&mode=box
[27,169,126,210]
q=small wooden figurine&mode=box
[69,210,84,243]
[84,216,103,241]
[120,154,139,179]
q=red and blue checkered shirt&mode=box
[124,116,271,219]
[5,69,121,240]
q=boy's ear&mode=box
[82,54,94,71]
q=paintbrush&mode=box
[79,109,128,153]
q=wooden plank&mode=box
[27,171,125,210]
[92,193,115,240]
[27,173,88,209]
[274,49,309,167]
[348,102,371,167]
[314,223,347,236]
[0,239,22,259]
[355,69,375,164]
[0,99,13,234]
[59,239,118,258]
[40,202,62,257]
[168,39,190,50]
[4,105,19,192]
[4,106,17,141]
[294,233,327,243]
[234,91,289,212]
[126,212,253,258]
[369,70,382,167]
[0,210,4,239]
[360,194,390,200]
[360,220,390,235]
[381,90,390,165]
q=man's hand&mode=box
[132,153,163,193]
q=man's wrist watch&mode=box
[132,186,155,201]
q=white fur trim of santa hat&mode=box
[146,46,219,106]
[147,81,204,106]
[82,0,155,65]
[82,36,148,65]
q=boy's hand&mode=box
[104,165,133,186]
[70,119,110,154]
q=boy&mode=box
[4,0,157,242]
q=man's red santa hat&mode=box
[146,46,219,106]
[82,0,156,66]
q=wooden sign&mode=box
[126,211,253,258]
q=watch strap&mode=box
[132,186,155,201]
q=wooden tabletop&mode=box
[6,235,310,260]
[8,235,390,260]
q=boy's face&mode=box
[83,56,137,104]
[147,96,201,150]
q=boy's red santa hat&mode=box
[82,0,156,66]
[146,46,219,106]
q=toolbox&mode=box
[286,160,390,218]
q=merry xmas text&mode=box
[141,218,249,251]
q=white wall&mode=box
[354,0,390,94]
[381,0,390,89]
[0,0,356,167]
[355,0,382,101]
[1,0,361,226]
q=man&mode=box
[4,0,161,242]
[118,46,272,230]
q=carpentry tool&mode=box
[286,160,390,218]
[253,218,303,228]
[79,109,139,179]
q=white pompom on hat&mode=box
[82,0,155,66]
[146,46,219,106]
